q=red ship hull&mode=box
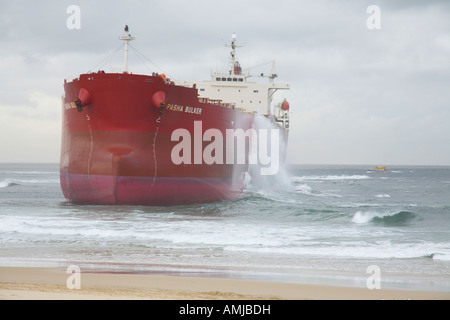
[61,72,254,205]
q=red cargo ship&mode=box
[60,27,290,205]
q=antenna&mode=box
[225,33,243,75]
[119,25,135,73]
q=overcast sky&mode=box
[1,0,449,165]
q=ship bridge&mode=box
[176,33,290,122]
[196,68,289,116]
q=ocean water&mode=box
[1,163,449,292]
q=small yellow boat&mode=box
[371,165,387,171]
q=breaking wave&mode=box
[0,180,19,188]
[294,183,343,197]
[295,183,313,194]
[292,175,370,182]
[0,178,59,188]
[375,194,391,198]
[352,210,417,226]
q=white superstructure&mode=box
[177,33,290,129]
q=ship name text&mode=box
[166,103,202,115]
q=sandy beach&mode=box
[0,266,449,300]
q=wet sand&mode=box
[1,267,449,300]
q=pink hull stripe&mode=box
[60,173,243,205]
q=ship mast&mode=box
[119,25,135,73]
[226,33,243,76]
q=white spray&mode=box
[247,115,292,193]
